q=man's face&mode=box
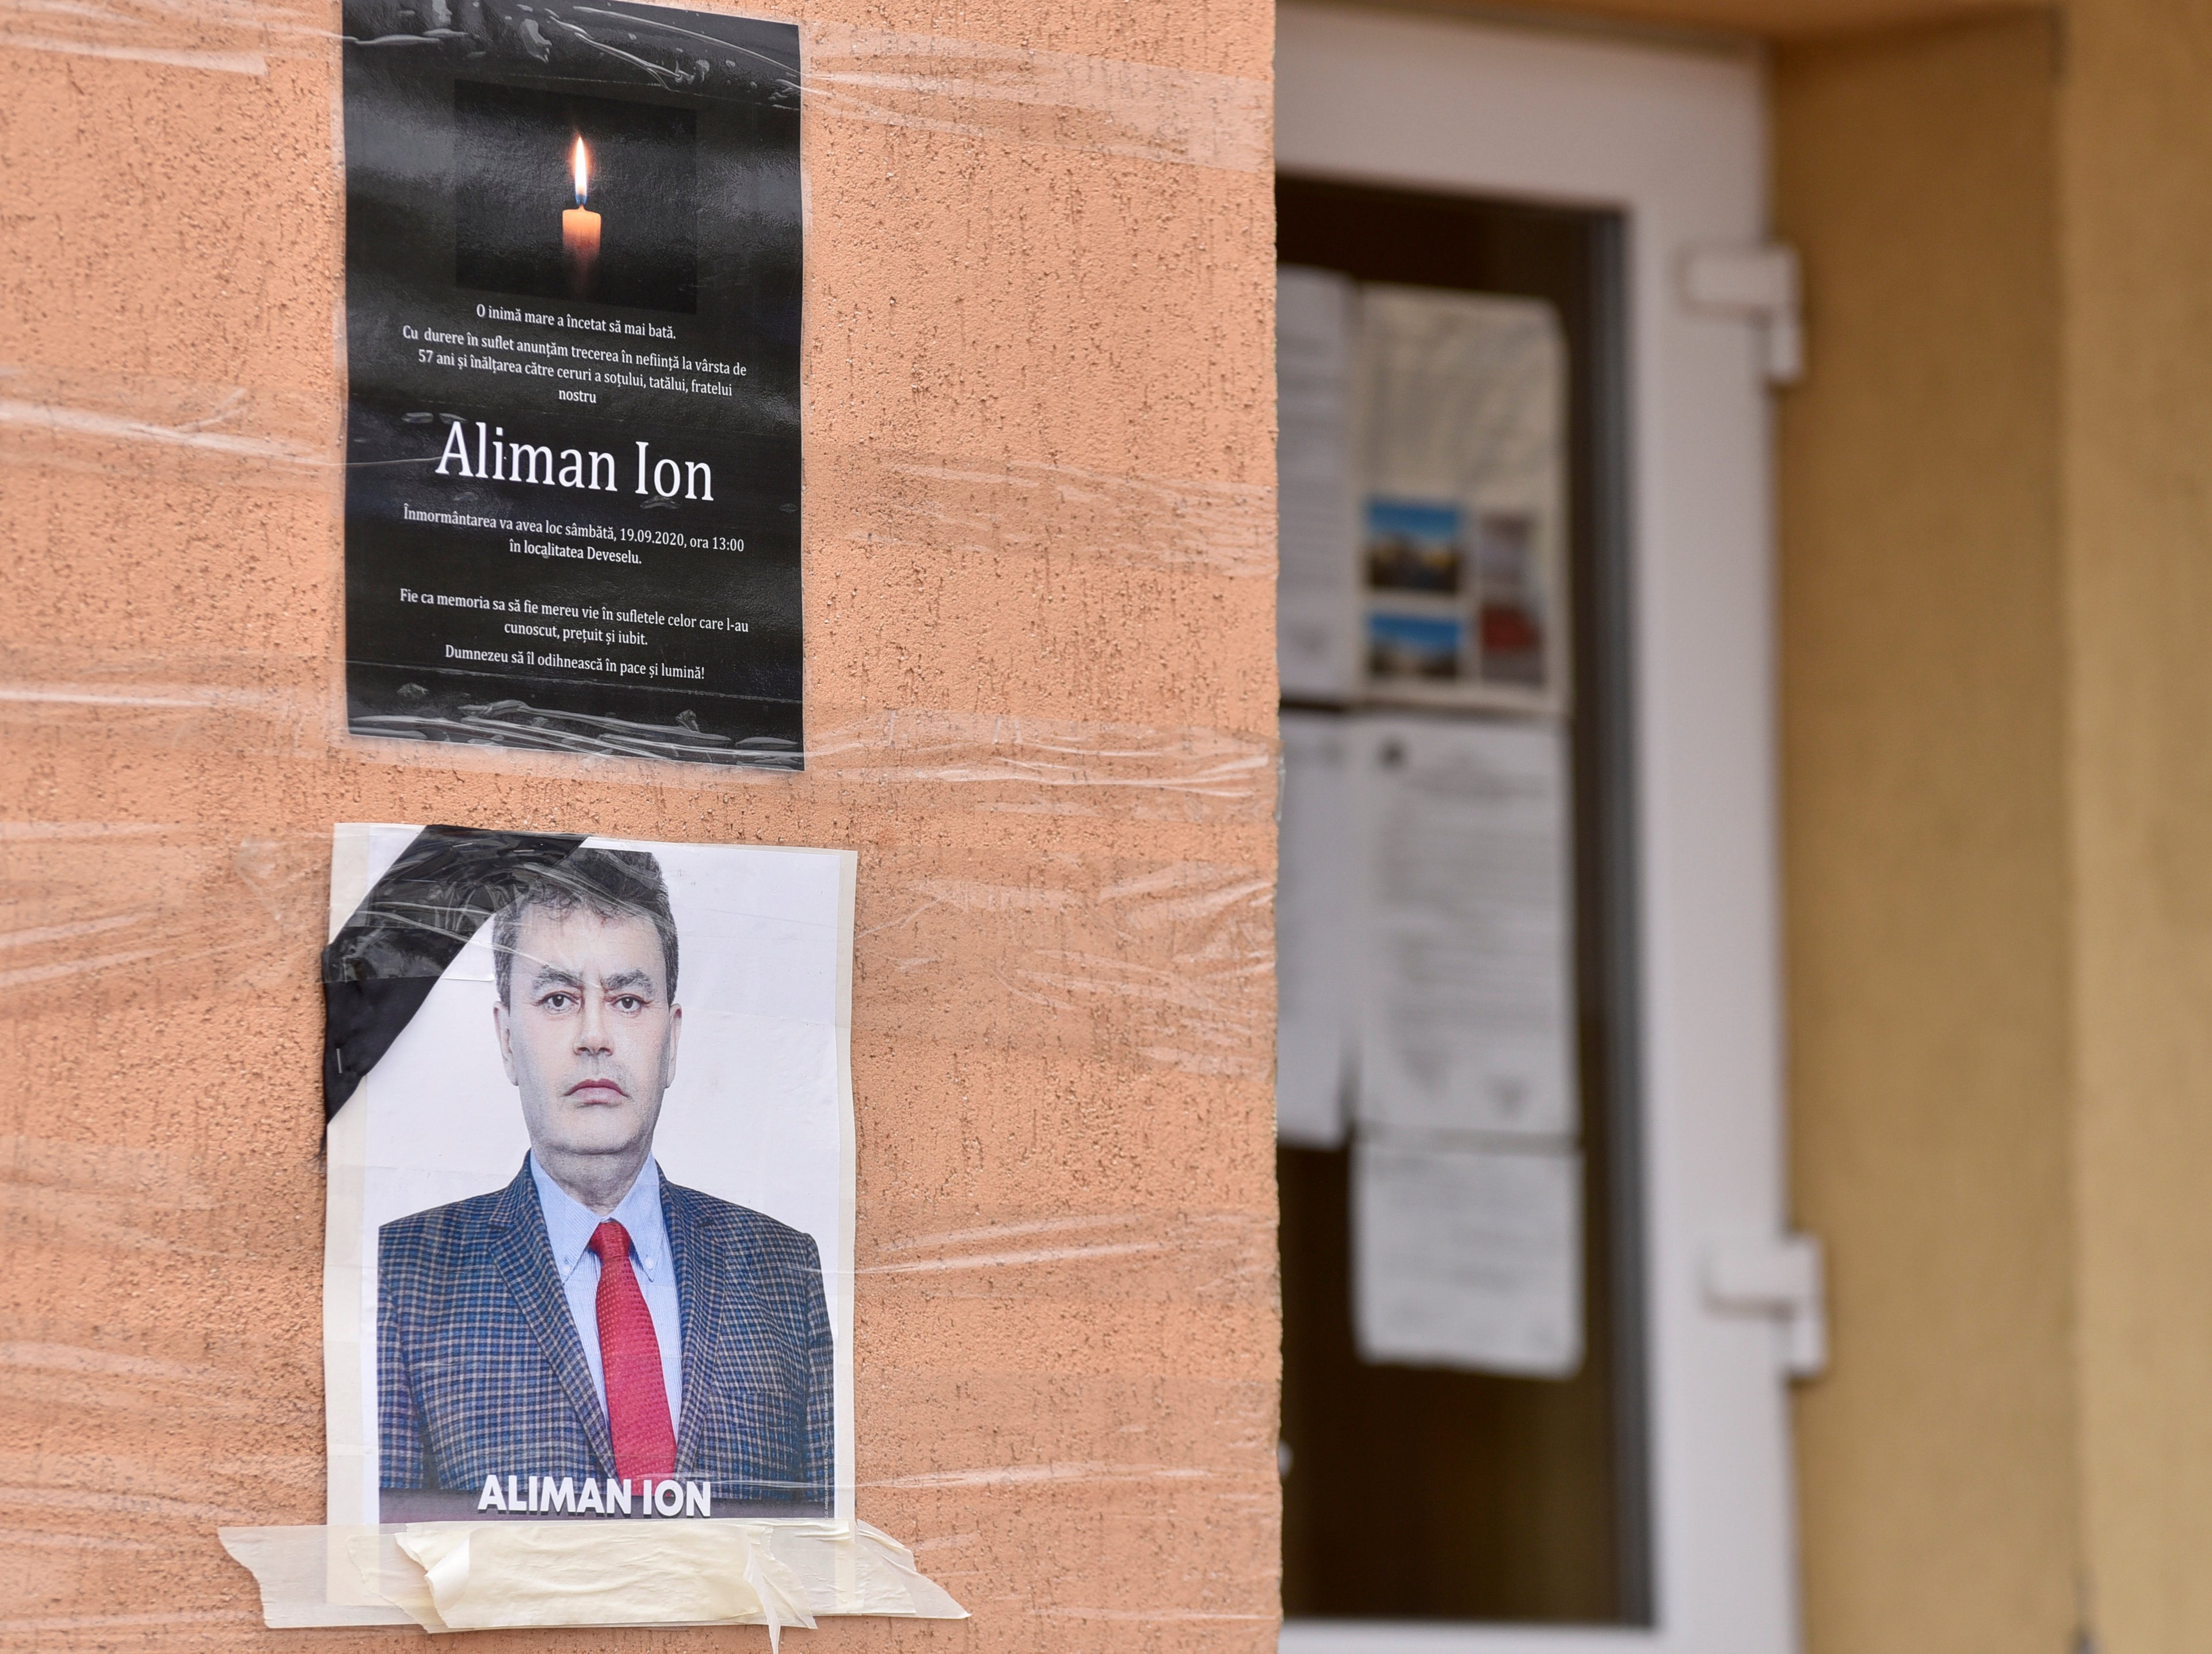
[494,903,681,1166]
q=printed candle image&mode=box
[450,81,699,315]
[563,135,600,299]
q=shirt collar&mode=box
[529,1152,670,1284]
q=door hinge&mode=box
[1681,243,1803,385]
[1704,1232,1826,1378]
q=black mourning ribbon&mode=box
[322,825,588,1124]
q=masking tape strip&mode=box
[2,5,1267,174]
[0,697,1276,812]
[219,1517,967,1638]
[0,358,1275,583]
[803,23,1269,174]
[0,820,1275,1083]
[0,0,307,77]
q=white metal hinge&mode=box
[1681,243,1804,385]
[1704,1232,1827,1378]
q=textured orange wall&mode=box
[0,2,1282,1649]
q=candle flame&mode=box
[571,136,590,207]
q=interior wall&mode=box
[1772,18,2078,1654]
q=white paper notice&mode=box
[1276,712,1355,1147]
[1353,1133,1582,1376]
[1277,266,1361,701]
[1358,285,1568,714]
[1354,715,1577,1139]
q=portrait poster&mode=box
[322,825,856,1530]
[339,2,804,766]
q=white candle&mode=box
[562,136,600,298]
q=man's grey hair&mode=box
[492,848,679,1007]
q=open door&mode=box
[1274,9,1806,1652]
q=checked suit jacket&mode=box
[378,1158,833,1507]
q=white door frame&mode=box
[1275,9,1798,1653]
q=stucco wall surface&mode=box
[1772,18,2078,1654]
[2062,0,2212,1645]
[0,1,1283,1649]
[1778,5,2212,1651]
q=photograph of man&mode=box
[377,848,833,1515]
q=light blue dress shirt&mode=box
[529,1152,684,1430]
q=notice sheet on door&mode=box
[1353,715,1577,1140]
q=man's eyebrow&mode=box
[601,968,659,995]
[527,965,585,993]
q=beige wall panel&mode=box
[0,0,1282,1646]
[2062,0,2212,1646]
[1774,18,2077,1654]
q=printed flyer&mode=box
[322,825,857,1525]
[340,1,803,765]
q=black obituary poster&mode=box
[340,1,802,767]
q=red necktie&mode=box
[588,1220,677,1480]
